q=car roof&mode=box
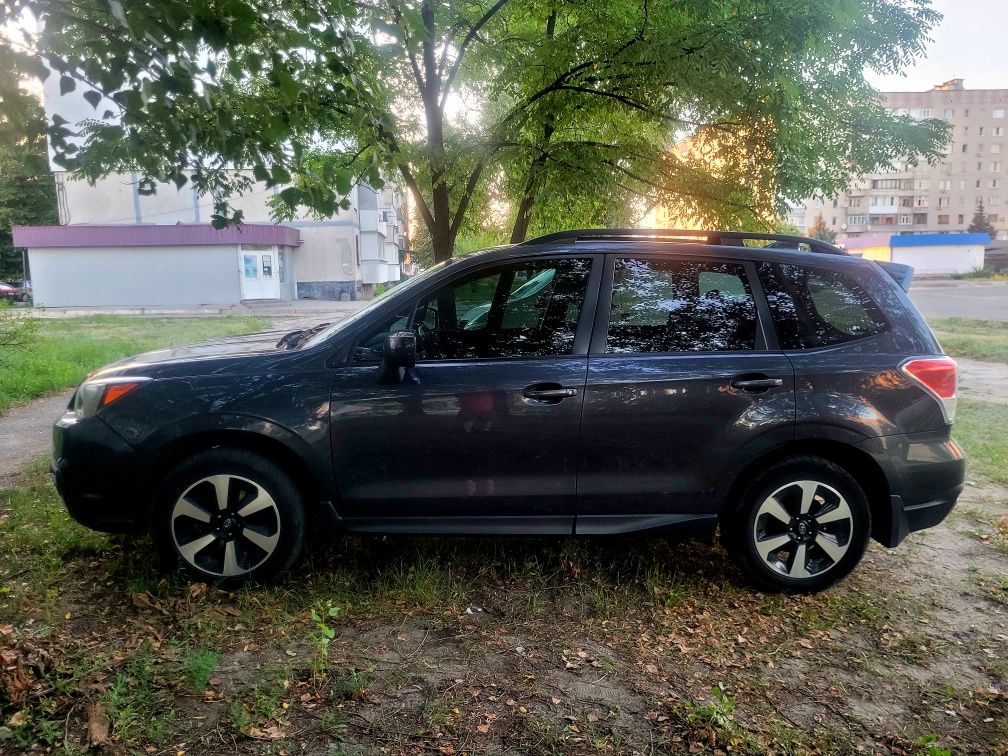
[455,228,867,270]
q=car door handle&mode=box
[522,384,579,402]
[730,376,784,391]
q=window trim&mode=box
[589,254,770,356]
[347,254,603,366]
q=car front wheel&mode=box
[725,456,871,593]
[154,449,307,585]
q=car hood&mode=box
[87,328,299,380]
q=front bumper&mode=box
[52,411,149,534]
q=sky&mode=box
[866,0,1008,91]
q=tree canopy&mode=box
[807,214,838,245]
[0,98,57,279]
[2,0,950,261]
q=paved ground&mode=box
[910,279,1008,321]
[0,390,72,488]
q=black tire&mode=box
[723,456,871,593]
[153,448,307,586]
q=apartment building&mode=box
[802,79,1008,240]
[13,68,407,307]
[16,171,406,307]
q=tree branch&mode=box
[449,161,486,239]
[439,0,513,109]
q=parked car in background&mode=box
[0,281,27,302]
[51,229,964,592]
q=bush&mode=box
[0,300,39,353]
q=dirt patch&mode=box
[2,475,1007,754]
[957,357,1008,405]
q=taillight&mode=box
[900,356,957,423]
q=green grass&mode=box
[953,268,1008,281]
[929,318,1008,363]
[181,648,220,691]
[953,398,1008,485]
[0,314,269,414]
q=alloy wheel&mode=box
[170,474,281,577]
[751,479,853,580]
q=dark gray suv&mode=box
[51,229,965,592]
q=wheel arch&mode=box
[143,429,330,525]
[722,440,893,544]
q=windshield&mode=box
[300,261,450,349]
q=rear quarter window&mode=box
[757,262,888,349]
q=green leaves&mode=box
[0,98,58,279]
[9,0,947,261]
[278,186,302,206]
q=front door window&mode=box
[414,258,593,361]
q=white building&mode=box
[838,232,988,276]
[13,71,406,307]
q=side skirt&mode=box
[575,513,718,538]
[343,516,574,535]
[339,514,719,538]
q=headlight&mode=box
[73,376,151,420]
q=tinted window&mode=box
[415,258,592,360]
[606,258,757,353]
[757,262,888,349]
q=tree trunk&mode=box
[509,171,539,243]
[431,182,453,263]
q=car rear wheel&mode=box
[154,449,306,585]
[725,456,871,593]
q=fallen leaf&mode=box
[7,711,26,727]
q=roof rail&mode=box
[521,228,847,256]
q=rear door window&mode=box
[756,262,888,349]
[606,258,757,353]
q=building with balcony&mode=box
[16,171,408,307]
[802,79,1008,241]
[12,70,407,307]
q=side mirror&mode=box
[376,331,416,384]
[384,331,416,368]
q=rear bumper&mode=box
[860,432,965,547]
[52,412,149,534]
